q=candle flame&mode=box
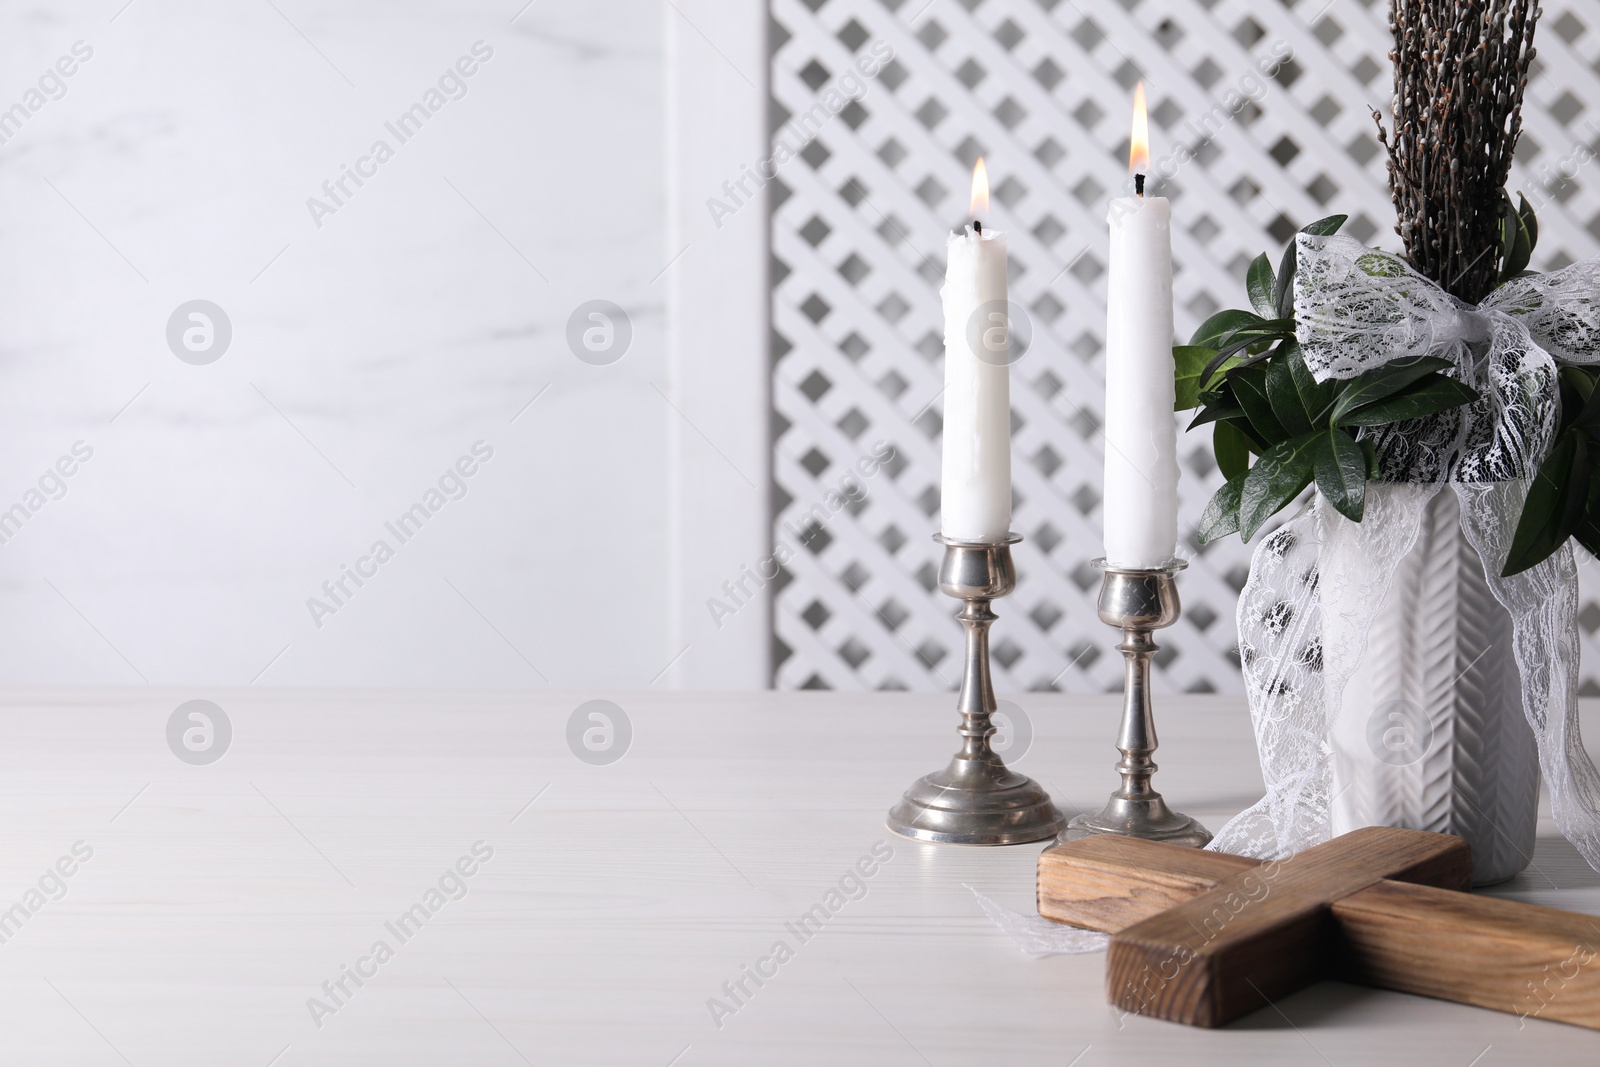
[969,157,989,221]
[1128,82,1150,176]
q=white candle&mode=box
[940,158,1012,542]
[1103,83,1179,568]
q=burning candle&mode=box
[1102,83,1179,568]
[939,158,1012,542]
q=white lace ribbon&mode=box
[966,885,1109,955]
[1210,235,1600,872]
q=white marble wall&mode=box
[0,0,675,687]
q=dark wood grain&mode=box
[1030,825,1600,1030]
[1104,827,1471,1027]
[1333,880,1600,1029]
[1042,828,1600,1029]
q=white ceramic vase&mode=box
[1323,484,1540,886]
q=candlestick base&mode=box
[1063,803,1213,849]
[887,535,1064,846]
[1061,559,1211,850]
[888,761,1064,846]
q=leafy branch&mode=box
[1176,214,1480,544]
[1176,193,1597,577]
[1502,365,1600,575]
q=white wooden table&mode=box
[2,688,1597,1065]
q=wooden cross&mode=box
[1037,827,1600,1030]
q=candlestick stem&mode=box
[887,534,1063,845]
[955,597,997,757]
[1063,559,1211,848]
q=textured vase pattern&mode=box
[1324,485,1540,886]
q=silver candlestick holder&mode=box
[1062,559,1211,848]
[887,533,1064,845]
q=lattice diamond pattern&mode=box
[771,0,1600,693]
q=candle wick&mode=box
[972,220,982,235]
[1134,173,1145,196]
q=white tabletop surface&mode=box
[3,687,1599,1066]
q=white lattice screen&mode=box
[769,0,1600,693]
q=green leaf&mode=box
[1561,365,1597,410]
[1337,375,1479,427]
[1209,321,1297,347]
[1196,326,1292,371]
[1246,253,1277,318]
[1498,190,1534,282]
[1566,368,1600,432]
[1192,406,1269,453]
[1266,355,1314,436]
[1355,251,1408,278]
[1239,433,1318,541]
[1187,393,1243,430]
[1197,473,1246,543]
[1313,428,1368,523]
[1273,239,1298,321]
[1273,215,1346,319]
[1327,357,1456,426]
[1518,192,1538,257]
[1503,430,1592,577]
[1361,438,1381,480]
[1215,420,1253,480]
[1174,345,1236,410]
[1285,343,1337,426]
[1302,215,1348,237]
[1231,418,1270,453]
[1190,308,1264,349]
[1188,405,1233,430]
[1574,447,1600,560]
[1197,324,1295,385]
[1499,193,1521,277]
[1231,364,1289,445]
